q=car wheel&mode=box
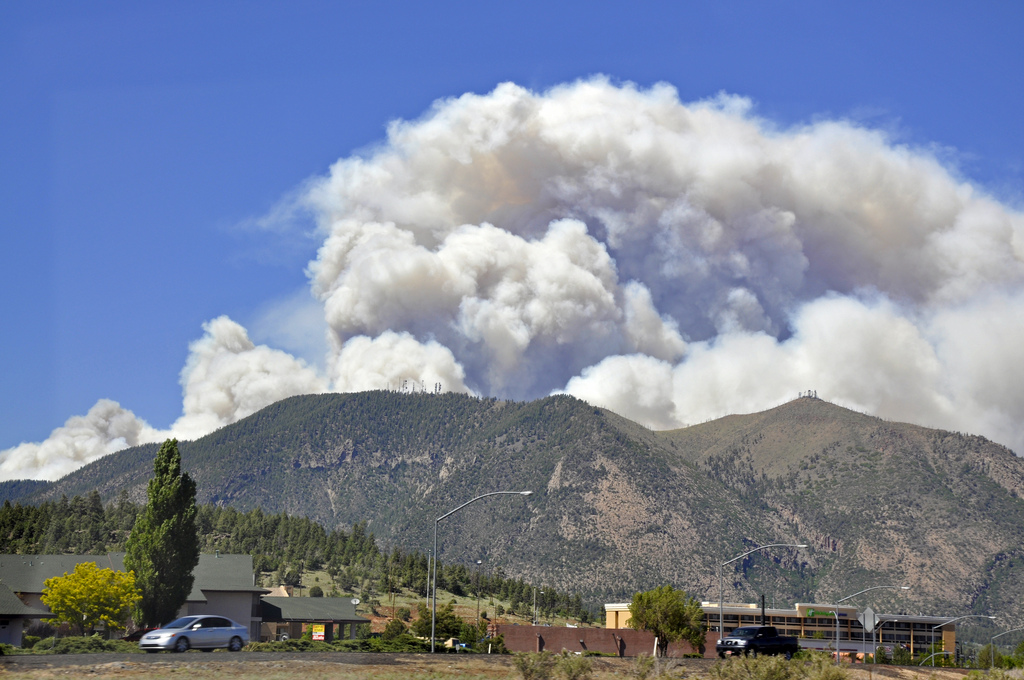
[785,651,793,660]
[750,648,758,658]
[229,637,243,652]
[174,637,190,653]
[718,652,726,659]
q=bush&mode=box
[381,618,407,641]
[486,634,509,654]
[30,634,141,655]
[556,651,593,680]
[632,653,656,680]
[245,639,336,652]
[22,635,40,650]
[711,651,847,680]
[891,645,912,666]
[397,606,411,621]
[371,634,430,653]
[513,651,557,680]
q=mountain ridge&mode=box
[3,391,1023,633]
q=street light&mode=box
[718,544,808,648]
[930,615,995,666]
[990,626,1024,669]
[832,585,909,665]
[431,490,532,653]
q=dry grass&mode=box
[0,656,995,680]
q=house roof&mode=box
[0,553,124,593]
[0,582,48,618]
[260,596,369,623]
[0,553,268,603]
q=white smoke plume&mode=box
[4,76,1024,480]
[0,399,162,482]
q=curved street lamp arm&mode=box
[992,626,1024,642]
[436,490,533,523]
[931,615,995,631]
[837,585,909,604]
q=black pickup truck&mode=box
[716,626,800,659]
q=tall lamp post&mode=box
[718,544,808,647]
[990,626,1024,669]
[431,490,532,653]
[832,585,909,665]
[930,615,995,666]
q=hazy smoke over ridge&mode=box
[3,77,1023,481]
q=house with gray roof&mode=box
[0,552,268,644]
[0,582,48,647]
[259,596,369,642]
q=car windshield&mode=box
[730,627,761,639]
[163,617,198,630]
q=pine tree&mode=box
[124,439,200,626]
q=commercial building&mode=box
[606,601,958,658]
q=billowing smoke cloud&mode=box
[0,400,162,482]
[4,77,1024,480]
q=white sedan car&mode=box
[138,615,249,653]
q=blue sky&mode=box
[2,1,1022,459]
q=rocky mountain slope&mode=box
[5,391,1024,631]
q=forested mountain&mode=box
[4,390,1024,636]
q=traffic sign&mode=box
[858,607,879,633]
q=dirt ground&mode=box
[0,654,993,680]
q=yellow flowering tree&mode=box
[41,561,141,635]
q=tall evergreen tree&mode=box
[124,439,200,626]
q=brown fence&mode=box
[493,625,719,658]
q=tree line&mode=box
[0,491,592,623]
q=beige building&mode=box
[607,601,959,658]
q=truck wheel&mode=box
[718,652,726,659]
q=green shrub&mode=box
[556,650,593,680]
[381,618,407,641]
[29,634,140,655]
[22,635,40,649]
[397,606,411,621]
[513,651,557,680]
[244,638,335,652]
[369,634,430,653]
